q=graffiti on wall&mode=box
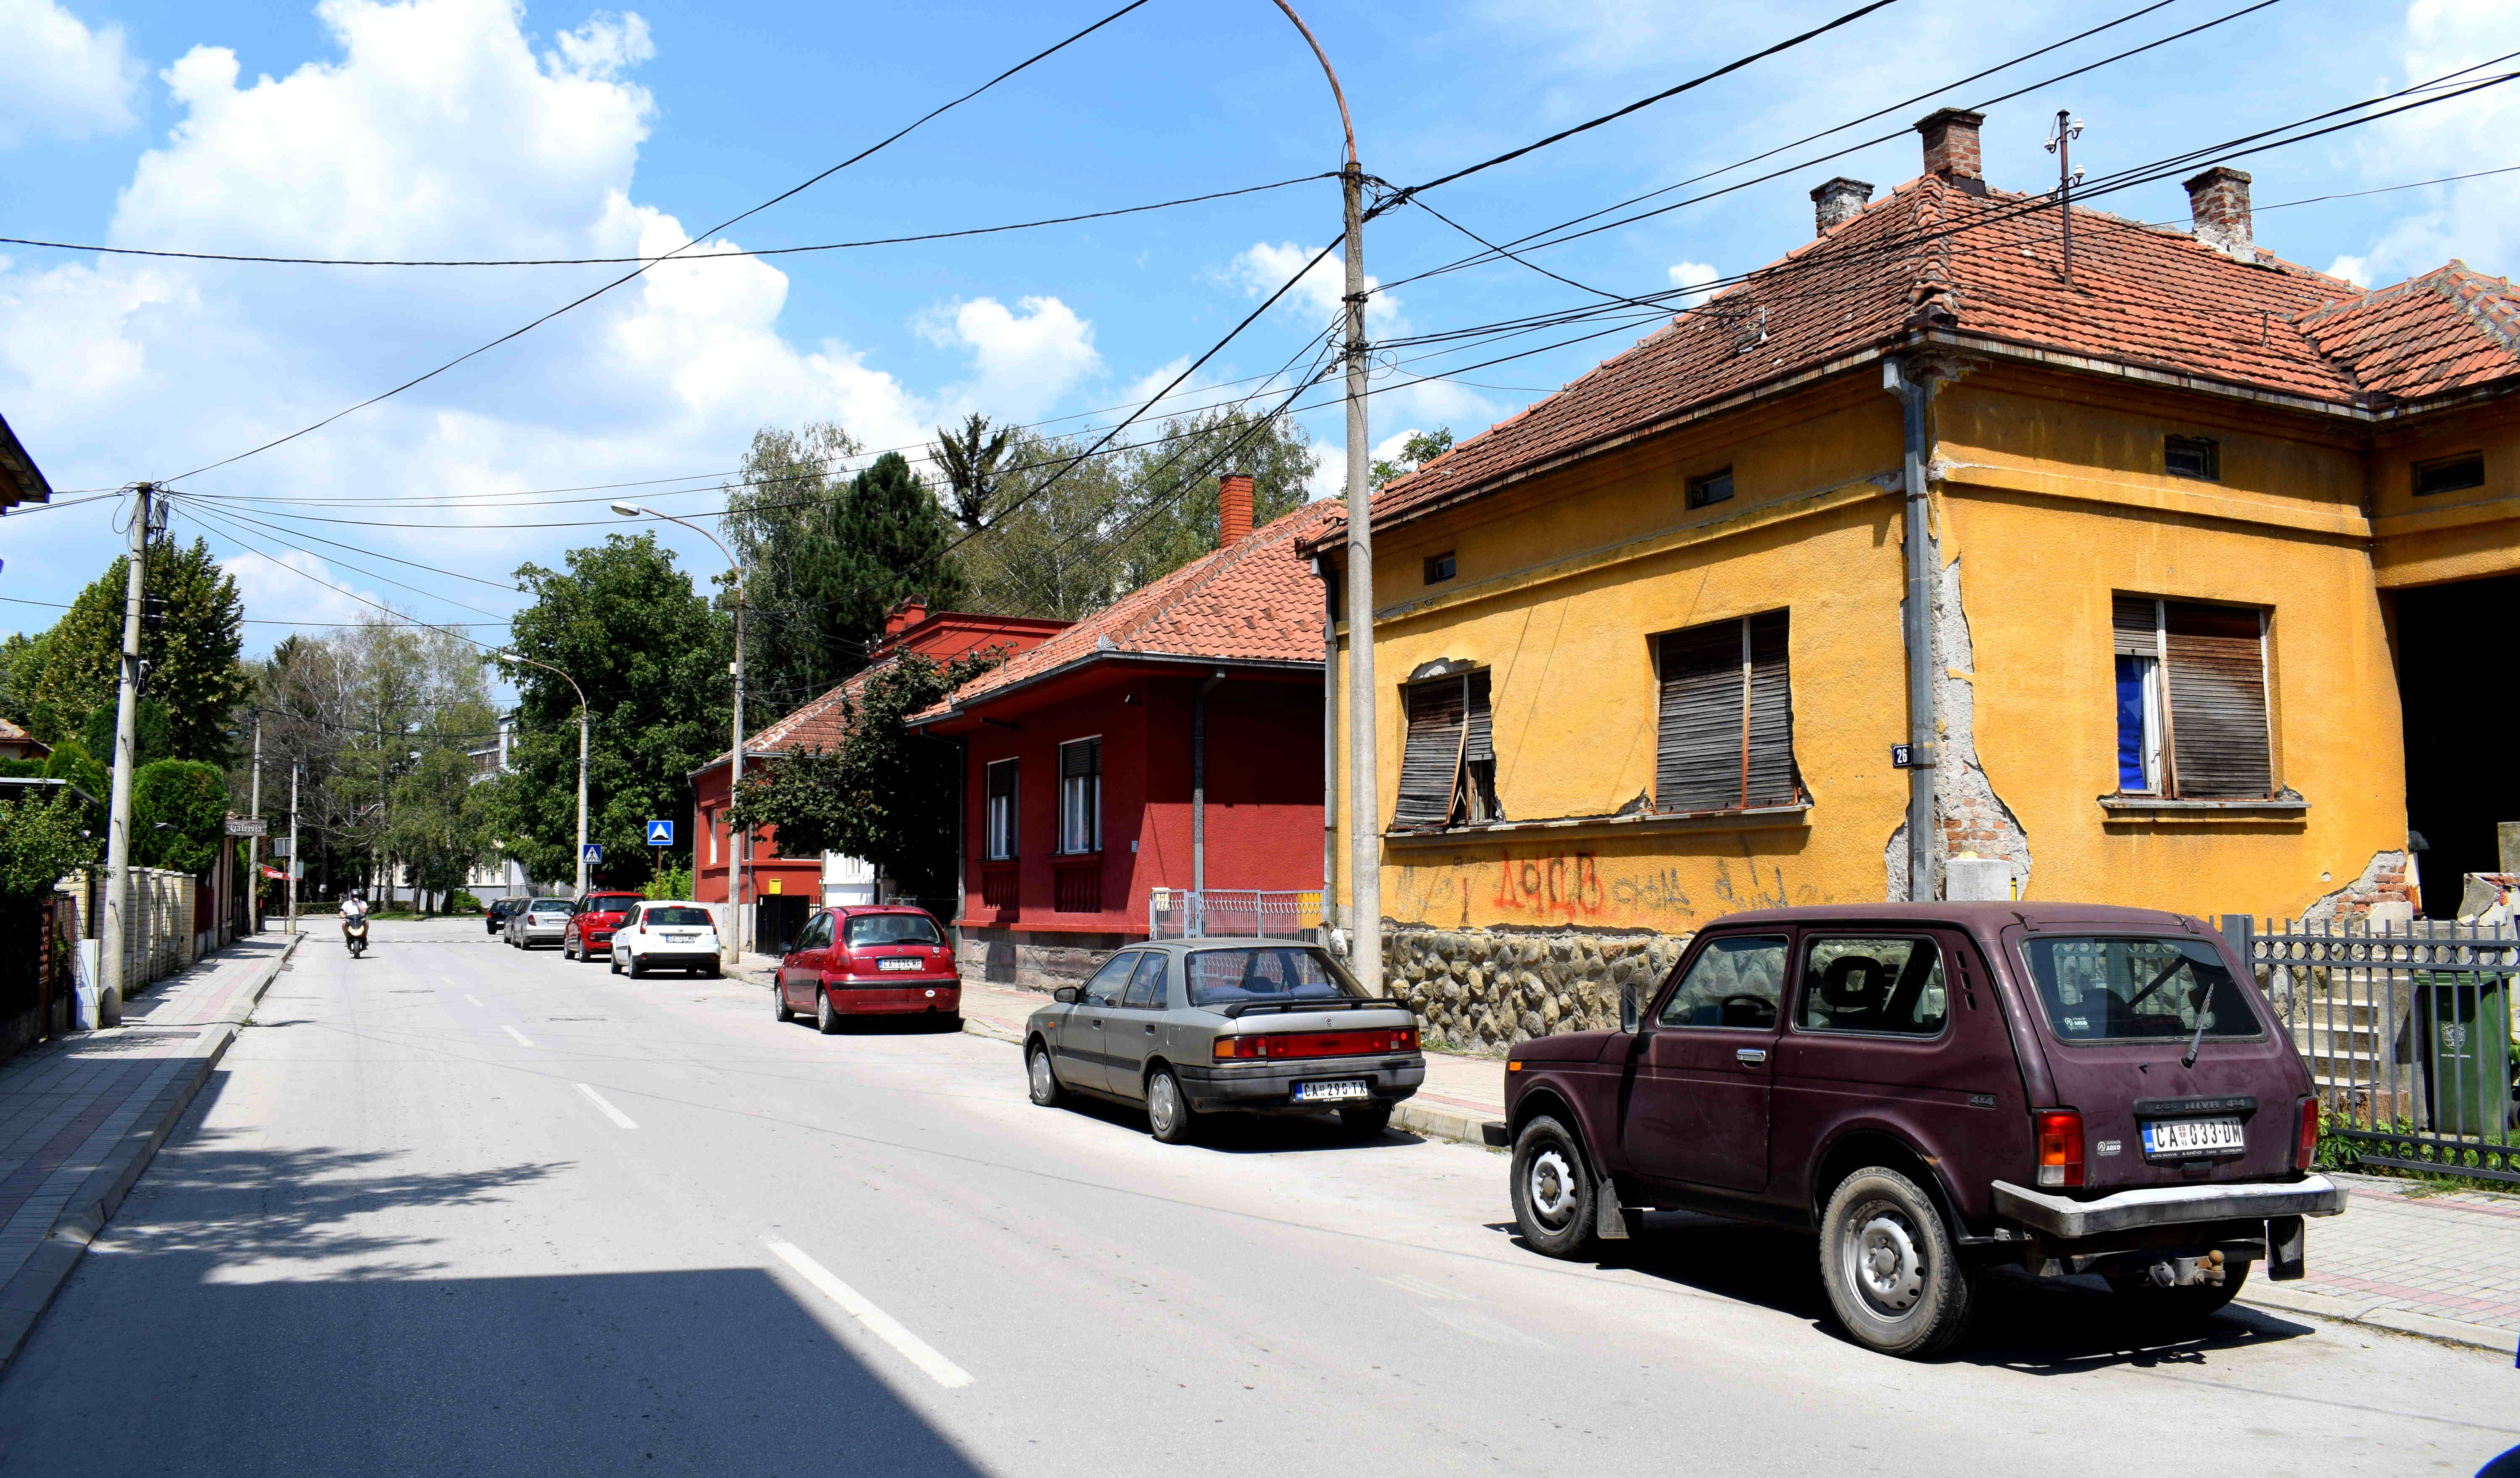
[1387,843,1819,930]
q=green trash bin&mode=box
[2416,972,2514,1137]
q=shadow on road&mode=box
[1040,1091,1425,1155]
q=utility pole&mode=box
[247,708,262,933]
[97,481,152,1025]
[287,763,299,936]
[2046,109,2084,286]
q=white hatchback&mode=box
[609,901,723,978]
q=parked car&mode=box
[486,896,527,936]
[505,896,575,949]
[563,892,646,963]
[773,905,959,1033]
[1023,939,1424,1144]
[1488,902,2345,1358]
[609,901,722,978]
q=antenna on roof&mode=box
[2045,110,2086,286]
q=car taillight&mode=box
[2295,1097,2319,1170]
[1215,1036,1264,1059]
[1215,1027,1419,1060]
[2035,1109,2084,1188]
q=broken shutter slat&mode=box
[1463,670,1495,764]
[1394,678,1467,829]
[1743,610,1800,807]
[1656,621,1748,813]
[2111,594,2157,656]
[2163,600,2272,798]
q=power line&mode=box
[0,173,1329,268]
[158,0,1158,487]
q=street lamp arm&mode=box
[623,505,745,603]
[494,648,585,712]
[1266,0,1355,166]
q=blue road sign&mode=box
[582,842,603,863]
[645,819,674,846]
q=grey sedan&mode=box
[505,896,575,949]
[1023,939,1424,1143]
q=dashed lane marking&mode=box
[502,1025,536,1047]
[466,994,483,1006]
[764,1239,974,1389]
[574,1082,638,1129]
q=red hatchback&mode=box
[564,892,646,963]
[774,906,961,1034]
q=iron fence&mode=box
[2228,913,2520,1184]
[1147,889,1324,942]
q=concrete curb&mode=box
[0,932,301,1368]
[2238,1282,2517,1357]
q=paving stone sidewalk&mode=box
[0,929,298,1365]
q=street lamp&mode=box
[1267,1,1379,993]
[491,648,589,899]
[613,501,747,962]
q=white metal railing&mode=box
[1147,889,1323,941]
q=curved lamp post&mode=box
[1268,1,1379,992]
[613,501,747,961]
[491,649,588,898]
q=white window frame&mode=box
[984,758,1019,861]
[1058,736,1102,854]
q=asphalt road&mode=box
[0,918,2511,1477]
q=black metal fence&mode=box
[2225,913,2519,1184]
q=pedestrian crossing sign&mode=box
[582,842,603,863]
[646,819,674,846]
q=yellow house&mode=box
[1309,110,2520,1048]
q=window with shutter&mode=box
[984,759,1018,860]
[1392,670,1500,831]
[1655,611,1802,814]
[1058,737,1102,853]
[2108,595,2272,799]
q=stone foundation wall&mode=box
[1381,925,1689,1054]
[955,925,1135,993]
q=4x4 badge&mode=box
[1968,1093,1997,1108]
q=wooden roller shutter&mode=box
[2112,595,2159,655]
[1394,678,1467,830]
[1743,610,1800,807]
[1656,621,1748,813]
[1060,736,1102,780]
[2163,601,2271,798]
[1463,671,1494,765]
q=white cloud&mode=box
[0,0,142,147]
[917,296,1100,422]
[1227,240,1401,330]
[546,9,653,79]
[216,547,387,629]
[2325,254,2369,288]
[1667,260,1720,306]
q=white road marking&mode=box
[1380,1273,1468,1301]
[502,1025,536,1047]
[574,1083,638,1129]
[466,994,483,1007]
[764,1239,974,1389]
[1421,1306,1551,1348]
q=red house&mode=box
[911,480,1335,989]
[690,602,1067,955]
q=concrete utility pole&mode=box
[97,481,153,1024]
[286,763,300,937]
[494,650,588,896]
[1887,359,1939,902]
[613,502,745,960]
[1268,0,1379,993]
[247,708,262,933]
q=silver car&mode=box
[506,896,574,949]
[1023,939,1424,1144]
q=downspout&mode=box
[1192,670,1226,896]
[1886,356,1940,901]
[1316,555,1338,934]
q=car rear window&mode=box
[528,899,571,915]
[2019,936,2263,1044]
[844,913,941,947]
[588,896,642,915]
[1184,948,1365,1008]
[643,907,711,927]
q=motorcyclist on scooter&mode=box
[341,891,370,955]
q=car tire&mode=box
[1509,1116,1599,1260]
[934,1014,963,1034]
[701,961,721,979]
[772,982,794,1024]
[562,938,576,961]
[609,950,623,975]
[816,989,842,1035]
[1819,1166,1974,1359]
[628,954,648,979]
[1026,1042,1064,1107]
[2105,1260,2249,1320]
[1146,1068,1198,1145]
[1340,1101,1394,1138]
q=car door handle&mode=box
[1089,1018,1105,1028]
[1144,1024,1158,1035]
[1735,1048,1768,1066]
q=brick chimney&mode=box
[1915,108,1987,195]
[882,597,928,636]
[2184,166,2256,263]
[1218,472,1254,546]
[1810,176,1874,236]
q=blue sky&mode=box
[2,0,2514,661]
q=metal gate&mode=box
[2227,914,2519,1184]
[1146,889,1323,942]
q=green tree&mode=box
[728,648,1002,899]
[1371,426,1454,489]
[16,537,247,762]
[958,430,1131,619]
[132,758,230,874]
[1111,406,1320,590]
[931,411,1016,531]
[0,791,97,902]
[486,533,731,890]
[829,450,968,637]
[389,747,490,913]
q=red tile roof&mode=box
[1308,173,2520,544]
[914,498,1339,721]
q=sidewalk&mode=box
[0,929,298,1365]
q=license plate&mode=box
[664,933,699,942]
[877,957,920,972]
[1293,1079,1370,1103]
[2141,1116,2246,1158]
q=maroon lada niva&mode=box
[1488,903,2344,1357]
